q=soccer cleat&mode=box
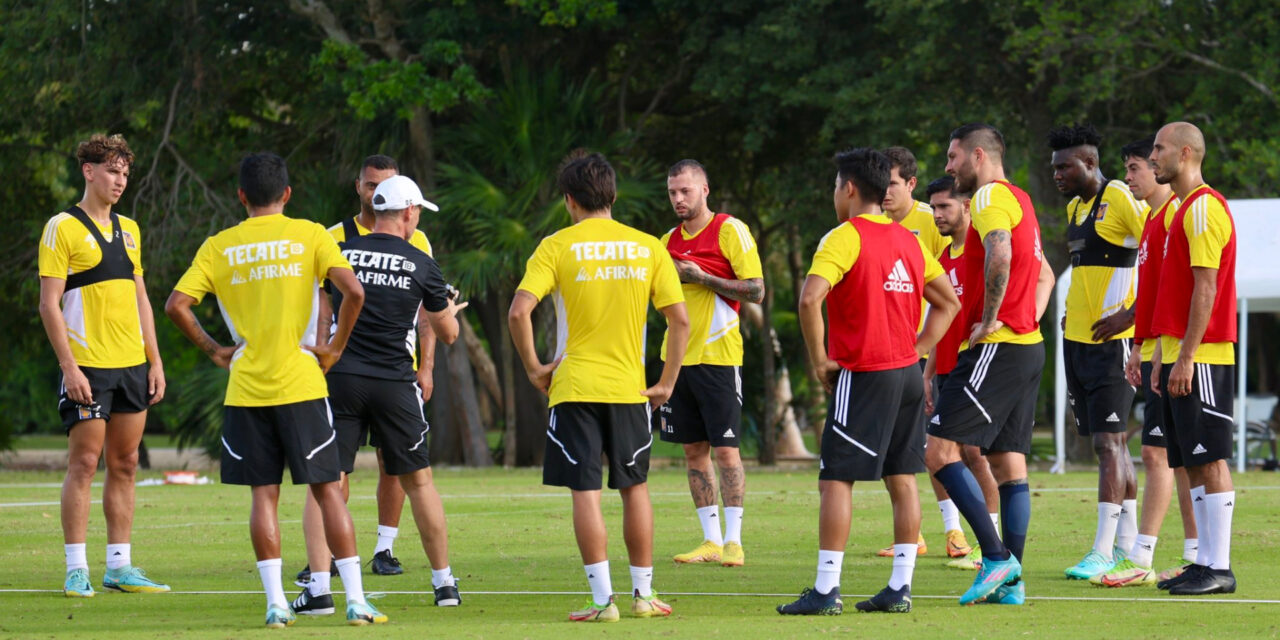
[876,533,927,557]
[1169,567,1236,595]
[1158,563,1204,590]
[1064,550,1114,580]
[1097,559,1156,588]
[947,545,982,570]
[434,582,461,607]
[960,553,1021,605]
[290,589,335,615]
[569,597,620,622]
[64,568,95,598]
[265,605,296,629]
[721,542,745,567]
[346,601,389,626]
[631,591,673,618]
[370,549,403,576]
[1156,563,1192,586]
[776,587,843,615]
[854,584,912,613]
[978,577,1025,605]
[102,566,170,593]
[673,540,722,564]
[945,529,972,558]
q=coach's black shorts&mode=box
[928,341,1044,455]
[820,364,926,482]
[1139,361,1168,447]
[544,402,652,491]
[328,372,431,476]
[221,399,341,486]
[58,364,150,432]
[1160,362,1235,468]
[657,364,742,448]
[1065,339,1136,436]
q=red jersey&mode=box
[935,243,967,375]
[666,213,741,313]
[1132,194,1177,341]
[1151,186,1237,343]
[963,180,1044,339]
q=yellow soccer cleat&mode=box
[945,529,973,558]
[876,533,927,557]
[632,591,673,618]
[674,540,723,564]
[570,597,620,622]
[721,542,745,567]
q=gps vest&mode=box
[63,206,136,291]
[666,213,741,313]
[1068,179,1138,268]
[1150,186,1237,343]
[963,181,1044,336]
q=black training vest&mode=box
[342,216,361,241]
[63,206,136,291]
[1067,179,1138,268]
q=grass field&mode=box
[2,466,1278,639]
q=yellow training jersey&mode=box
[1159,190,1234,365]
[516,217,684,406]
[899,200,951,258]
[970,181,1042,345]
[328,214,434,256]
[173,213,352,406]
[38,210,146,368]
[658,217,763,366]
[1064,180,1148,344]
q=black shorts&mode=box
[820,364,926,482]
[544,402,652,491]
[657,364,742,448]
[1065,339,1136,436]
[328,372,431,476]
[221,399,342,486]
[58,364,150,432]
[1160,362,1235,468]
[1139,361,1167,447]
[928,341,1044,455]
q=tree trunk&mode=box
[757,228,777,465]
[501,323,519,467]
[431,339,493,466]
[788,221,825,442]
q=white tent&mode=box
[1051,198,1280,473]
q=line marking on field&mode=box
[0,588,1275,604]
[0,500,99,508]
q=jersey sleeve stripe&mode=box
[728,218,754,253]
[42,213,69,250]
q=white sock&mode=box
[1093,502,1122,560]
[938,499,961,534]
[815,550,843,594]
[335,556,366,605]
[630,565,653,598]
[584,560,613,606]
[105,543,131,570]
[431,567,455,589]
[1205,491,1234,570]
[1130,534,1157,569]
[308,571,331,596]
[723,507,744,544]
[1116,499,1138,556]
[989,512,1000,530]
[65,543,88,572]
[256,558,288,609]
[888,544,917,590]
[696,506,724,545]
[1191,486,1210,566]
[1184,538,1199,563]
[374,525,398,555]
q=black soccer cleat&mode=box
[1169,567,1236,596]
[854,584,912,613]
[1157,563,1205,590]
[434,582,461,607]
[370,550,404,576]
[291,589,336,616]
[777,587,843,615]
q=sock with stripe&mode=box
[1092,502,1121,561]
[935,462,1008,561]
[1130,534,1157,569]
[1116,499,1138,557]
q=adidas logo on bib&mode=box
[1149,426,1163,437]
[883,259,915,293]
[1105,412,1121,423]
[930,415,941,425]
[1193,443,1208,455]
[723,428,735,439]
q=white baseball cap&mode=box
[372,175,439,212]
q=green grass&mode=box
[1,467,1278,638]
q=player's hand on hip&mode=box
[1167,359,1194,398]
[61,364,93,405]
[526,357,561,395]
[641,382,674,410]
[968,320,1004,346]
[303,342,341,373]
[1090,309,1134,342]
[210,344,240,370]
[416,367,434,402]
[147,365,166,405]
[815,359,842,394]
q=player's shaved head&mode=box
[1159,121,1206,163]
[950,123,1005,162]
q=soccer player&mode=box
[290,175,468,616]
[920,176,1003,572]
[1047,124,1148,580]
[657,159,763,568]
[879,147,971,560]
[778,148,959,616]
[296,155,435,584]
[508,152,689,622]
[1097,136,1200,587]
[1148,122,1238,595]
[926,123,1053,606]
[38,134,170,597]
[165,152,387,627]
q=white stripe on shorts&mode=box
[829,424,877,457]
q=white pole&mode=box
[1237,297,1248,473]
[1052,268,1071,474]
